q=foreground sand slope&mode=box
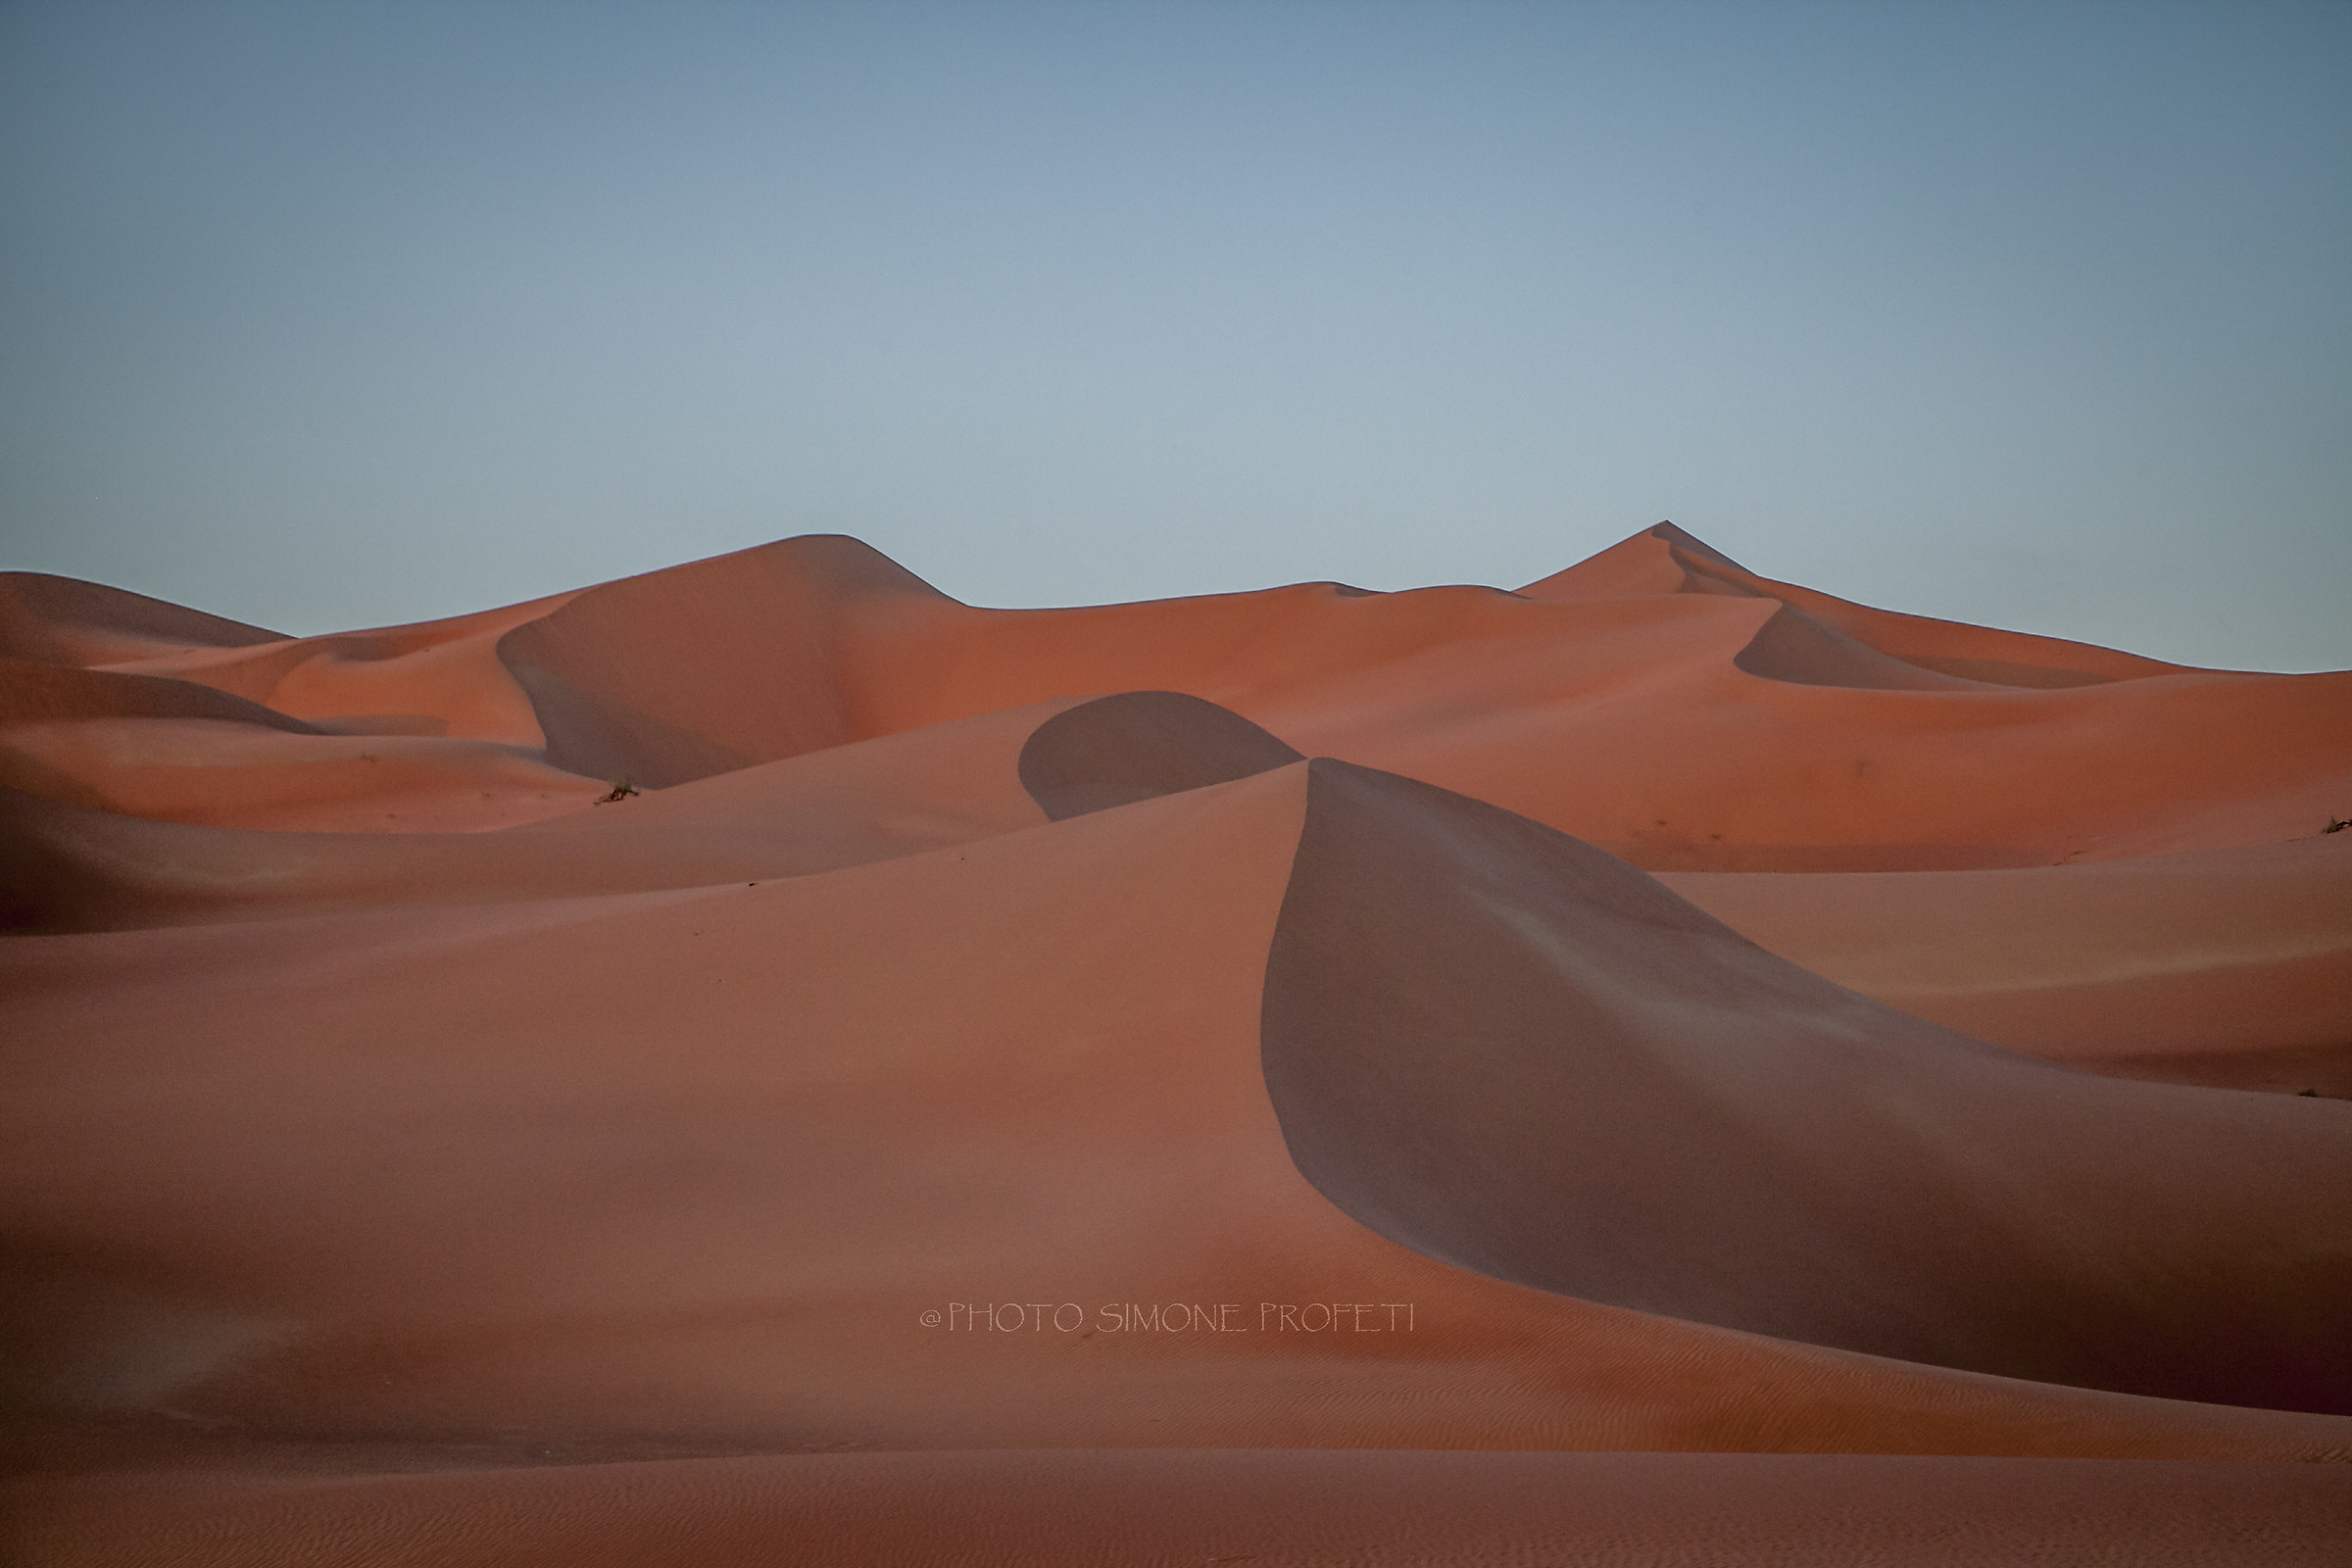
[5,719,2347,1456]
[13,1452,2349,1568]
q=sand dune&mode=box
[0,660,323,734]
[0,586,599,833]
[0,573,283,667]
[4,527,2347,1561]
[495,535,943,786]
[1662,837,2352,1096]
[5,760,2344,1467]
[0,702,1064,932]
[0,719,601,834]
[1520,523,2184,687]
[1262,759,2346,1411]
[1019,690,1305,819]
[115,595,571,749]
[29,524,2313,860]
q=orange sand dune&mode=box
[0,584,594,835]
[0,702,1066,932]
[1261,758,2346,1411]
[110,592,571,749]
[468,528,2350,865]
[4,530,2348,1562]
[0,659,320,734]
[0,718,601,834]
[1521,522,2188,686]
[8,528,2347,860]
[1662,835,2352,1097]
[0,573,283,667]
[0,591,598,834]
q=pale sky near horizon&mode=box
[2,1,2346,669]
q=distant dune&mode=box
[4,527,2347,1564]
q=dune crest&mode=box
[9,526,2347,859]
[0,572,284,666]
[495,535,955,787]
[1260,758,2348,1411]
[1519,522,2180,687]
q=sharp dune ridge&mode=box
[3,526,2347,1563]
[1262,757,2346,1411]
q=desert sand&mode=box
[3,525,2347,1564]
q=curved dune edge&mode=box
[1731,603,1996,691]
[493,535,953,788]
[0,572,284,667]
[0,659,322,734]
[1258,756,2351,1412]
[111,594,574,749]
[1519,523,2181,686]
[1018,690,1304,821]
[11,1452,2349,1568]
[0,702,1066,932]
[0,589,598,832]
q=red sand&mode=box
[3,530,2347,1563]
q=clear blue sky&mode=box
[3,1,2346,668]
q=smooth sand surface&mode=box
[0,702,1067,931]
[1660,836,2352,1096]
[1263,760,2345,1410]
[11,1452,2348,1567]
[4,528,2347,1561]
[0,573,283,666]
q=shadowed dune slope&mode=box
[494,535,954,787]
[0,584,593,832]
[0,660,321,733]
[0,573,283,666]
[1729,604,1993,691]
[1520,523,2186,686]
[105,595,573,751]
[1019,691,1303,821]
[1259,758,2352,1412]
[0,703,1063,933]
